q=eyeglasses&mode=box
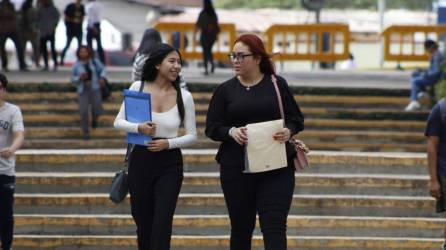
[228,53,254,62]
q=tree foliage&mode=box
[214,0,434,10]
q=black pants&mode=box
[0,32,26,70]
[128,145,183,250]
[200,35,216,74]
[0,175,15,250]
[220,166,295,250]
[87,23,105,64]
[60,25,83,65]
[40,32,58,69]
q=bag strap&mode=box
[271,75,285,127]
[91,59,102,78]
[139,81,144,92]
[124,143,134,170]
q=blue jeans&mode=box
[410,71,438,101]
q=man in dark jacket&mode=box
[60,0,85,65]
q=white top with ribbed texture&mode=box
[114,81,197,149]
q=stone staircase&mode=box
[8,81,443,249]
[8,82,428,152]
[12,150,442,249]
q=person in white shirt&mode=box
[340,53,357,70]
[85,0,105,63]
[0,73,25,250]
[114,43,197,250]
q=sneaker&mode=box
[404,100,421,111]
[417,91,431,105]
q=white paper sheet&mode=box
[245,119,287,173]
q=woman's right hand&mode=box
[430,179,442,200]
[138,122,156,136]
[230,127,248,145]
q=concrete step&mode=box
[22,137,425,152]
[8,92,409,107]
[11,234,443,250]
[22,127,426,151]
[13,214,445,238]
[15,150,427,174]
[21,113,426,133]
[13,193,437,217]
[22,113,426,126]
[19,101,428,120]
[14,172,429,196]
[25,128,425,143]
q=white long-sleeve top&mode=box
[114,81,197,149]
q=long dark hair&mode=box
[203,0,217,18]
[235,34,275,75]
[76,45,93,60]
[22,0,33,11]
[141,43,185,123]
[136,28,162,55]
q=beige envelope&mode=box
[245,119,287,173]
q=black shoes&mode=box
[92,119,98,129]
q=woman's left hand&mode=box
[273,128,291,143]
[147,139,169,152]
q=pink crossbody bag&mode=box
[271,75,310,170]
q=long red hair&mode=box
[235,34,275,75]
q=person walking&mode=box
[60,0,85,66]
[36,0,60,71]
[0,0,27,71]
[205,34,304,250]
[86,0,105,64]
[114,43,197,250]
[132,28,188,90]
[195,0,219,75]
[131,28,162,82]
[71,45,106,140]
[18,0,40,68]
[0,73,25,250]
[426,97,446,250]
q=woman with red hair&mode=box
[205,34,304,250]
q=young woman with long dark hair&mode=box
[114,43,197,250]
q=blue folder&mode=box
[124,89,152,146]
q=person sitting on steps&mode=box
[405,39,444,111]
